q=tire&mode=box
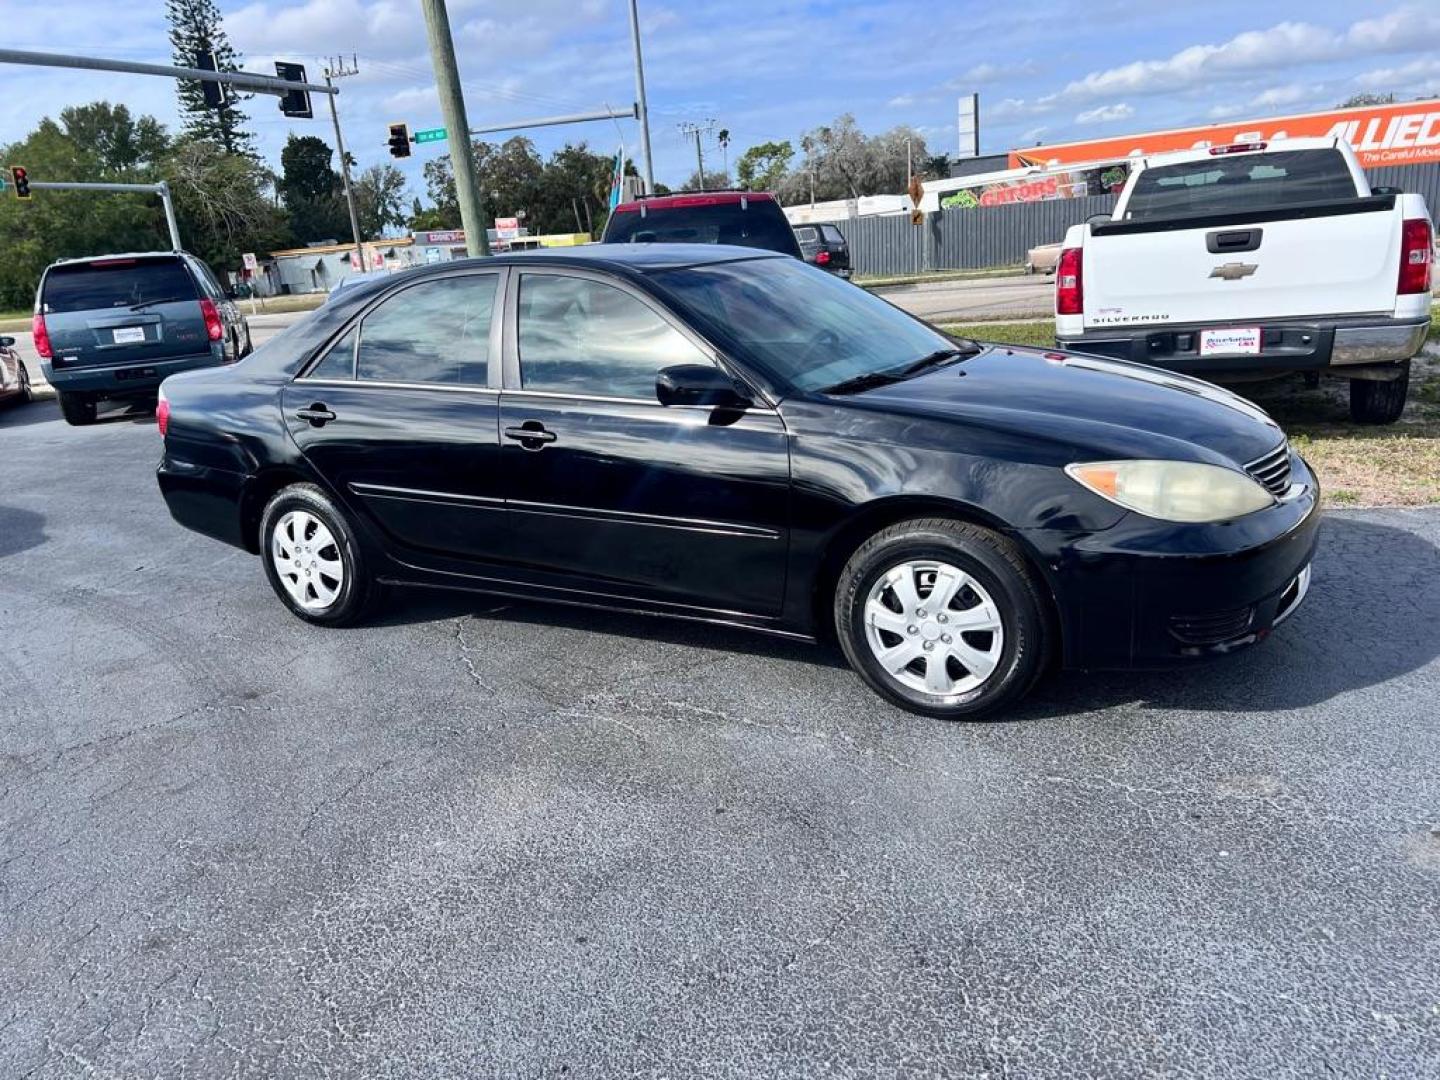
[1348,360,1409,425]
[259,483,377,626]
[16,363,33,404]
[834,518,1050,721]
[57,391,97,426]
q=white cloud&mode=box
[1017,125,1048,145]
[888,94,916,108]
[1354,54,1440,90]
[1075,102,1134,125]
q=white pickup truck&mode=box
[1055,138,1434,423]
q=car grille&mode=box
[1168,606,1255,646]
[1245,442,1292,498]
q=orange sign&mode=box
[1009,99,1440,171]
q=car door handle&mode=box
[296,403,337,426]
[504,423,557,448]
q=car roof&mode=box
[46,251,188,269]
[431,243,789,275]
[612,191,778,214]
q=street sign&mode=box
[910,208,924,226]
[413,127,447,144]
[242,252,258,272]
[907,174,923,207]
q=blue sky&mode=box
[3,0,1439,203]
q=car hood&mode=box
[844,344,1286,466]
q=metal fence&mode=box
[824,161,1440,278]
[818,194,1118,277]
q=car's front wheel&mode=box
[259,483,376,626]
[57,391,96,426]
[835,518,1050,720]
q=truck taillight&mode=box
[1056,247,1084,315]
[1209,142,1267,155]
[199,297,224,342]
[815,250,831,266]
[32,312,52,359]
[1398,218,1433,295]
[156,389,170,438]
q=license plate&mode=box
[112,326,146,344]
[1198,327,1261,356]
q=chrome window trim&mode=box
[298,377,500,396]
[500,386,777,413]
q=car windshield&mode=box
[1124,149,1357,220]
[42,259,196,313]
[652,257,964,394]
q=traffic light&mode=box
[11,166,30,200]
[388,123,412,159]
[195,49,226,109]
[275,61,312,119]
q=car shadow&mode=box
[1012,512,1439,720]
[375,513,1438,712]
[0,398,59,430]
[0,505,47,558]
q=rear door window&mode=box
[1124,149,1358,220]
[41,259,197,314]
[353,274,497,386]
[795,226,818,243]
[820,225,847,244]
[604,201,802,256]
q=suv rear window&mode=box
[604,200,802,257]
[42,258,197,314]
[1124,149,1358,220]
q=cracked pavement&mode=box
[2,398,1439,1078]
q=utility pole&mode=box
[626,0,655,194]
[419,0,489,257]
[323,54,364,261]
[678,120,714,190]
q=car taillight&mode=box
[815,250,831,266]
[32,312,52,359]
[156,390,170,438]
[199,298,224,342]
[1398,217,1433,295]
[1056,247,1084,315]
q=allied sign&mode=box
[413,127,447,144]
[1010,99,1440,171]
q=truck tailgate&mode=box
[1085,201,1402,327]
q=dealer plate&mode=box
[1198,327,1261,356]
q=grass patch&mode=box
[945,316,1440,509]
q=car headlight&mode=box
[1065,459,1274,523]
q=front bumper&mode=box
[1027,451,1322,670]
[42,349,223,397]
[1057,315,1428,377]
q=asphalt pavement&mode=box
[2,397,1439,1078]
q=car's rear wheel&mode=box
[259,483,376,626]
[835,518,1050,720]
[57,391,97,426]
[16,363,33,404]
[1348,361,1409,425]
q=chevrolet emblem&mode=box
[1210,262,1257,281]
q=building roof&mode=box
[268,237,415,258]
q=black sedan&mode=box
[156,245,1319,721]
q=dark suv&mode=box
[794,222,852,278]
[33,252,251,426]
[601,191,803,259]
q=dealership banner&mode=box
[1010,99,1440,171]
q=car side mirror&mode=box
[0,336,14,347]
[656,364,752,408]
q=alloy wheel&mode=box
[270,510,345,611]
[862,559,1005,698]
